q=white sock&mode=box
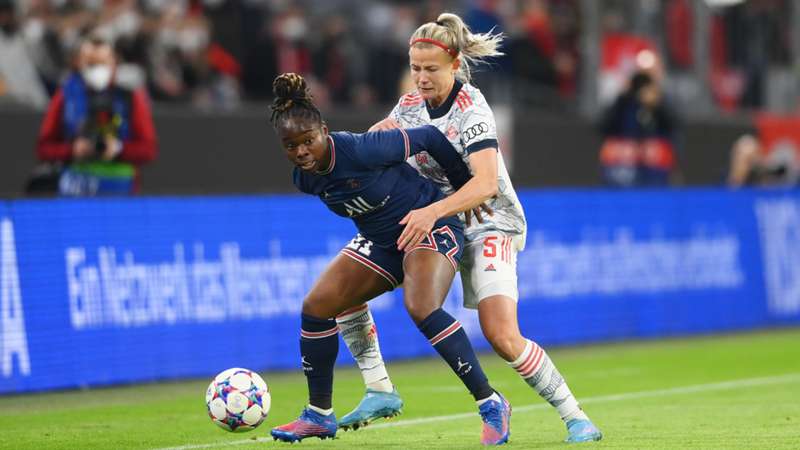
[336,305,394,393]
[367,378,395,393]
[307,404,333,416]
[509,339,588,422]
[476,391,501,407]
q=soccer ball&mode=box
[206,368,271,432]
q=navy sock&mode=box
[417,308,494,401]
[300,314,339,410]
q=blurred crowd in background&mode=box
[0,0,797,114]
[2,0,800,195]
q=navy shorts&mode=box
[340,221,464,289]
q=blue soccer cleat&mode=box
[338,388,403,430]
[270,407,337,443]
[479,392,511,445]
[565,418,603,443]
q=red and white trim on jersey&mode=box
[340,248,400,288]
[456,90,473,112]
[301,326,339,340]
[513,340,546,379]
[439,225,460,270]
[317,136,337,175]
[336,304,369,321]
[429,320,463,346]
[400,92,423,107]
[398,127,411,160]
[404,225,460,271]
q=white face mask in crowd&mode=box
[178,26,209,53]
[280,16,307,43]
[113,10,141,38]
[82,64,113,91]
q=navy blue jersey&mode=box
[293,126,471,248]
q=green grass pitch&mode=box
[1,328,799,449]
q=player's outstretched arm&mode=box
[429,148,498,219]
[397,126,498,251]
[397,149,497,251]
[404,125,472,189]
[356,126,471,188]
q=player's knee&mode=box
[301,294,333,319]
[484,327,522,360]
[403,297,436,324]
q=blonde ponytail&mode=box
[409,12,504,83]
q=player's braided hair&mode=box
[410,12,504,83]
[269,73,322,127]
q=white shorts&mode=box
[460,231,524,309]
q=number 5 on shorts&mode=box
[483,236,497,258]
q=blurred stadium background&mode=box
[1,0,800,448]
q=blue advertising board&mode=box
[1,189,799,393]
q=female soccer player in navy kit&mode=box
[335,13,602,443]
[267,73,511,446]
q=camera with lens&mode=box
[78,91,119,156]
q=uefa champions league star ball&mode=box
[206,368,271,432]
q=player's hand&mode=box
[72,138,94,161]
[368,118,401,132]
[101,135,122,161]
[464,202,494,227]
[397,205,439,251]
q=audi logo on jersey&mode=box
[462,122,489,143]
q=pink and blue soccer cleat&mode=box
[339,388,403,430]
[479,392,511,445]
[270,407,337,443]
[565,418,603,443]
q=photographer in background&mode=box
[34,33,156,196]
[599,70,679,188]
[727,114,800,188]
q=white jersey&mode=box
[390,81,527,247]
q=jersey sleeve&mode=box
[405,126,472,189]
[353,126,472,190]
[388,103,401,121]
[460,103,499,155]
[351,128,414,168]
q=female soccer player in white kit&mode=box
[335,12,602,443]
